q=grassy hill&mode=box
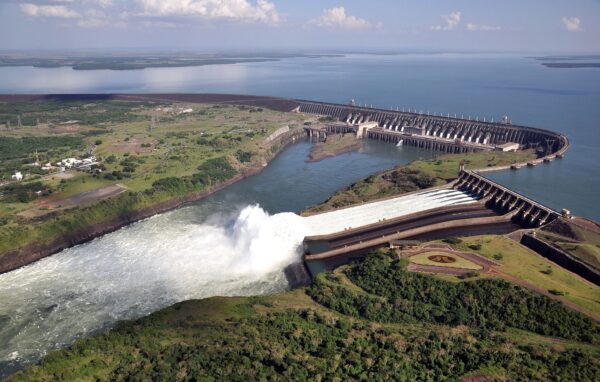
[11,249,599,381]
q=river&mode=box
[0,140,434,377]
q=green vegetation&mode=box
[0,100,309,263]
[408,150,538,181]
[444,235,600,317]
[12,250,600,381]
[303,167,437,214]
[308,134,363,162]
[303,150,533,215]
[311,251,597,342]
[0,136,84,162]
[0,181,53,203]
[408,251,482,270]
[537,218,600,272]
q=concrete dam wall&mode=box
[297,100,568,155]
[455,170,560,228]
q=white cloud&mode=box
[135,0,281,25]
[19,0,282,27]
[561,16,582,32]
[430,11,461,31]
[467,23,500,31]
[20,3,81,18]
[308,6,374,30]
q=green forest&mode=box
[11,250,600,381]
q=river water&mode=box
[1,53,600,377]
[0,141,435,377]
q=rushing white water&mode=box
[0,204,308,374]
[305,189,477,235]
[0,188,475,374]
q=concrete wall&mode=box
[521,234,600,286]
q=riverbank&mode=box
[0,99,311,274]
[0,128,305,275]
[302,149,537,215]
[307,134,363,162]
[10,248,599,381]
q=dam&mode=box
[296,99,568,156]
[302,169,562,277]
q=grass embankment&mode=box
[442,235,600,318]
[303,150,536,215]
[308,133,362,162]
[537,218,600,271]
[409,251,482,270]
[0,100,311,263]
[11,250,600,381]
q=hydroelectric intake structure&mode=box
[293,99,569,277]
[297,100,568,156]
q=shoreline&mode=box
[0,128,305,275]
[0,93,571,275]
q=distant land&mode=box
[531,54,600,69]
[541,62,600,69]
[0,53,344,71]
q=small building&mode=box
[495,142,520,152]
[11,171,23,181]
[403,125,425,136]
[59,158,83,168]
[356,121,378,139]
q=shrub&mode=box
[443,237,462,245]
[235,150,254,163]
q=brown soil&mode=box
[428,254,457,263]
[18,184,128,220]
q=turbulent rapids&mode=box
[0,187,477,374]
[0,205,307,374]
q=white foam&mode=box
[0,188,476,372]
[305,189,477,235]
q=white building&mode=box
[495,142,520,152]
[11,171,23,181]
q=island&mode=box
[308,133,363,162]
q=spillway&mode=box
[0,185,478,377]
[304,189,478,236]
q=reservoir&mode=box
[0,53,599,220]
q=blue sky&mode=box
[0,0,598,52]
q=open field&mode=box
[10,250,599,381]
[538,218,600,271]
[408,251,483,270]
[408,149,538,181]
[443,235,600,318]
[0,99,312,270]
